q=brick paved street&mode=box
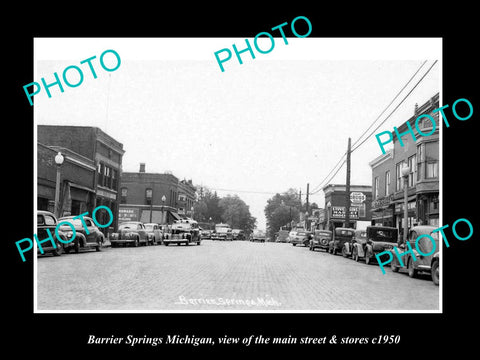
[36,240,439,311]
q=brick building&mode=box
[37,143,97,216]
[37,125,125,232]
[119,163,196,224]
[321,184,372,230]
[370,93,440,229]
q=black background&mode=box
[6,3,478,356]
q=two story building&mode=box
[370,93,440,230]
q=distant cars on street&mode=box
[250,229,266,242]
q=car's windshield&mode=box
[369,228,398,242]
[59,218,85,227]
[335,229,354,236]
[145,224,155,230]
[297,231,307,236]
[119,223,138,230]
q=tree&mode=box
[219,195,256,234]
[264,188,302,239]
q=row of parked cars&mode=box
[37,210,203,258]
[290,225,439,285]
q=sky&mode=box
[34,38,441,230]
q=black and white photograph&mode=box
[32,37,442,312]
[7,5,478,356]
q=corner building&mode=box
[370,93,439,229]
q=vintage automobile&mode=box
[363,226,398,265]
[144,223,163,245]
[342,229,367,258]
[163,219,201,246]
[287,229,298,243]
[431,252,439,285]
[328,227,355,255]
[309,230,332,251]
[291,230,312,246]
[232,229,245,240]
[276,229,290,243]
[110,221,149,247]
[251,229,266,242]
[200,228,212,239]
[391,225,438,280]
[58,215,105,253]
[37,210,67,257]
[212,223,233,241]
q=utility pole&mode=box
[306,183,310,214]
[345,137,351,228]
[306,183,310,231]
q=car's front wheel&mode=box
[431,260,439,285]
[407,258,417,278]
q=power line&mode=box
[308,60,437,195]
[351,60,438,153]
[351,60,428,149]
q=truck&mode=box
[211,223,233,241]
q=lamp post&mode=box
[326,201,331,231]
[161,195,166,224]
[54,152,64,218]
[401,164,411,244]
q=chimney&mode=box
[139,163,145,173]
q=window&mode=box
[374,177,379,199]
[146,188,153,205]
[385,171,391,196]
[408,155,416,187]
[396,161,405,192]
[120,188,127,204]
[426,161,438,178]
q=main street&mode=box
[36,240,439,311]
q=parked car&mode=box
[163,220,201,246]
[144,223,163,245]
[363,226,398,265]
[251,229,266,242]
[201,229,212,239]
[287,229,298,243]
[309,230,332,251]
[431,252,439,285]
[291,230,312,246]
[110,221,149,247]
[232,229,245,240]
[328,227,355,255]
[351,229,370,262]
[276,229,290,243]
[212,223,233,241]
[37,210,67,257]
[58,215,105,252]
[342,229,366,258]
[391,225,438,280]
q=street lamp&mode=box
[161,195,166,224]
[401,164,411,245]
[326,201,331,231]
[54,152,64,218]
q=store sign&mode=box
[118,207,139,222]
[372,194,394,209]
[331,206,359,219]
[350,192,366,204]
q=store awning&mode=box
[168,211,181,221]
